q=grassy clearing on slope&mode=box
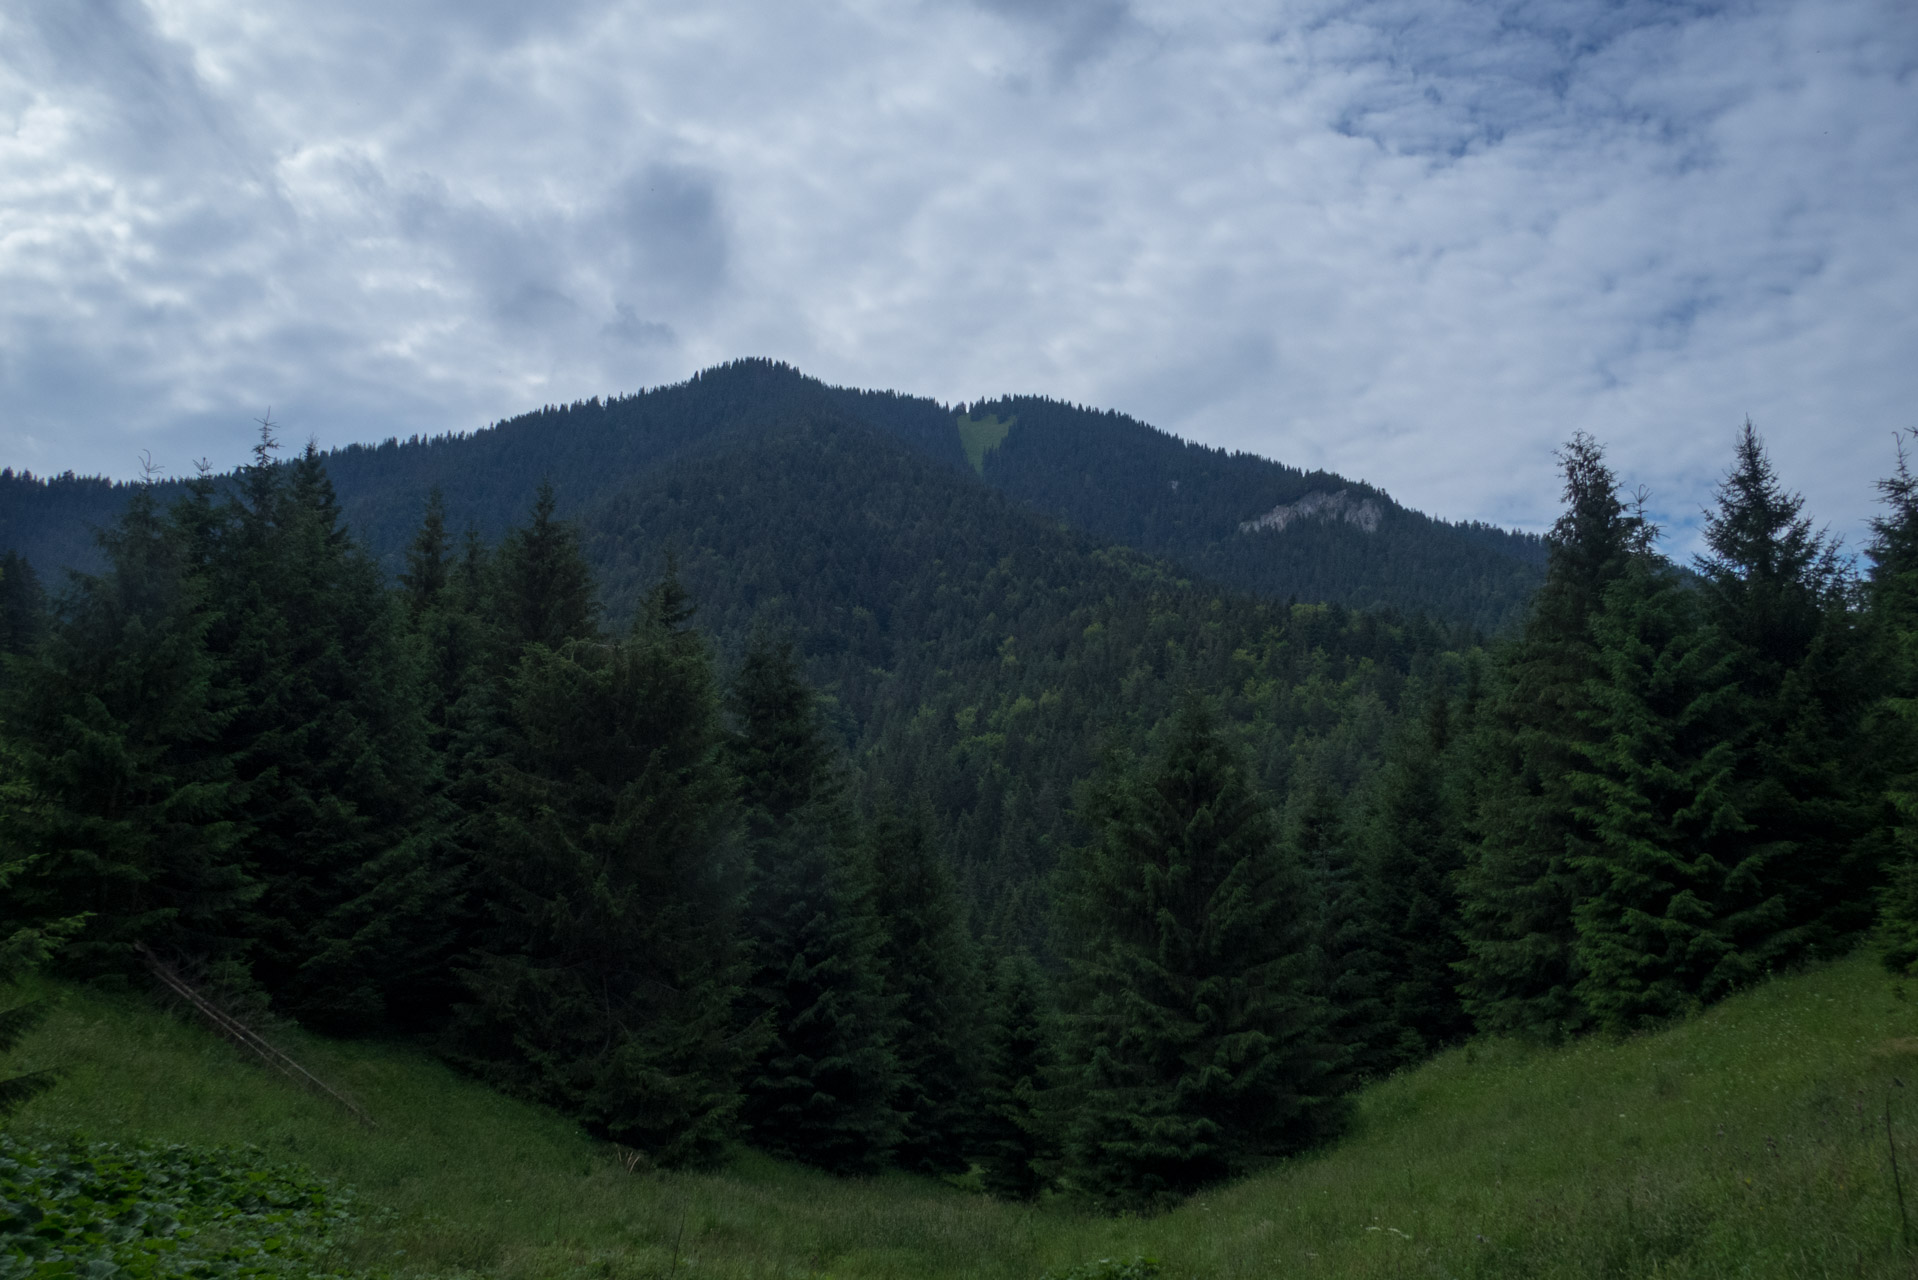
[958,414,1013,476]
[7,954,1918,1278]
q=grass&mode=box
[958,414,1014,476]
[7,953,1918,1278]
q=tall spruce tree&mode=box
[1060,698,1337,1212]
[494,481,599,655]
[400,489,452,619]
[392,493,495,1026]
[868,795,981,1175]
[1286,769,1392,1088]
[1695,423,1872,976]
[1567,551,1740,1030]
[976,951,1059,1200]
[1871,434,1918,972]
[0,738,87,1119]
[0,480,251,975]
[1457,434,1646,1040]
[209,434,449,1029]
[1358,690,1471,1066]
[452,569,748,1166]
[731,634,901,1174]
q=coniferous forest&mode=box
[3,365,1917,1220]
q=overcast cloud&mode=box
[2,0,1914,550]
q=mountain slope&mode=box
[551,407,1448,945]
[1,360,1539,631]
[8,388,1452,947]
[967,393,1544,633]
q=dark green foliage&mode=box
[0,733,87,1121]
[6,368,1463,968]
[1457,434,1647,1041]
[492,480,599,655]
[0,482,251,976]
[1694,423,1873,974]
[868,797,981,1175]
[452,571,748,1167]
[1040,1258,1163,1280]
[208,437,448,1031]
[976,952,1058,1200]
[730,633,834,832]
[1871,435,1918,973]
[0,1135,352,1277]
[1286,773,1393,1087]
[0,988,57,1121]
[400,488,452,618]
[1567,555,1739,1030]
[4,362,1542,635]
[1060,699,1337,1212]
[586,412,1449,956]
[731,636,902,1174]
[393,495,496,1023]
[1357,691,1471,1066]
[10,368,1903,1197]
[973,392,1545,633]
[0,550,46,658]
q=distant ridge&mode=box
[0,359,1542,630]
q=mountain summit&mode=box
[1,359,1541,631]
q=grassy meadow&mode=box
[7,952,1918,1278]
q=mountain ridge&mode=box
[1,359,1541,631]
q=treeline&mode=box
[2,419,1915,1218]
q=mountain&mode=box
[2,361,1483,947]
[1,360,1541,632]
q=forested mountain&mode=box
[1,359,1540,632]
[956,395,1543,632]
[0,360,1496,946]
[5,359,1907,1217]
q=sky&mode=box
[2,0,1914,553]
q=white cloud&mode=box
[1,0,1913,552]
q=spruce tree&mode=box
[400,489,451,619]
[395,493,493,1025]
[1060,698,1337,1212]
[0,552,46,659]
[0,740,87,1118]
[1870,434,1918,972]
[453,570,748,1166]
[208,434,449,1029]
[731,634,901,1173]
[1694,423,1872,975]
[0,481,251,975]
[976,952,1058,1200]
[868,796,980,1175]
[1567,551,1740,1030]
[494,481,599,655]
[1286,770,1392,1088]
[1358,690,1471,1066]
[1457,434,1646,1040]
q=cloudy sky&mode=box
[3,0,1914,550]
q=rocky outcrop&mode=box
[1239,488,1383,535]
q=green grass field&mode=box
[8,952,1918,1278]
[958,414,1014,475]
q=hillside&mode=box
[960,393,1544,632]
[2,374,1465,949]
[7,952,1911,1278]
[0,360,1541,632]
